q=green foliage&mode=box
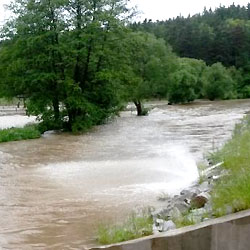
[211,116,250,216]
[133,4,250,69]
[197,162,207,184]
[168,69,197,104]
[212,171,250,217]
[0,125,41,143]
[133,4,250,100]
[98,209,153,245]
[0,1,249,129]
[122,32,176,114]
[203,63,237,100]
[172,213,196,228]
[0,0,133,131]
[167,57,208,104]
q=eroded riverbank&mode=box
[0,99,250,249]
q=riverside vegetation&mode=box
[211,115,250,215]
[0,2,250,134]
[97,115,250,244]
[0,125,41,142]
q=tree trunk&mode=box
[52,97,60,123]
[134,101,143,116]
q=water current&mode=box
[0,99,250,249]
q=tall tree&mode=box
[0,0,132,131]
[123,32,176,115]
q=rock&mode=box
[180,189,191,196]
[151,208,168,219]
[187,208,207,224]
[198,181,210,192]
[204,202,213,214]
[225,205,233,215]
[199,192,211,200]
[191,192,210,209]
[154,219,176,233]
[180,188,199,199]
[191,208,207,216]
[169,207,182,221]
[175,202,190,213]
[184,198,191,205]
[42,130,59,138]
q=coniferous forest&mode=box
[0,1,250,132]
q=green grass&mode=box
[211,115,250,216]
[0,125,41,143]
[172,213,196,228]
[197,162,207,184]
[97,210,153,245]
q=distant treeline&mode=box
[0,1,249,132]
[132,3,250,99]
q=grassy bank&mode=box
[98,209,153,245]
[211,115,250,216]
[97,115,250,245]
[0,125,41,143]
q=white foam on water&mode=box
[37,144,198,199]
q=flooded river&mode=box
[0,99,250,249]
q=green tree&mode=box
[123,32,175,115]
[0,0,67,130]
[167,58,206,104]
[168,70,198,104]
[0,0,131,132]
[203,63,237,100]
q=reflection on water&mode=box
[0,99,250,249]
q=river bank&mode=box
[98,114,250,245]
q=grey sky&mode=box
[1,0,250,25]
[130,0,250,21]
[0,0,11,25]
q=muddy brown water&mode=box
[0,99,250,249]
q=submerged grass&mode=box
[97,209,153,245]
[211,115,250,216]
[0,124,41,143]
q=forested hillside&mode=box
[132,4,250,99]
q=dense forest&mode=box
[0,1,249,132]
[132,3,250,100]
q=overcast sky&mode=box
[130,0,250,21]
[1,0,250,25]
